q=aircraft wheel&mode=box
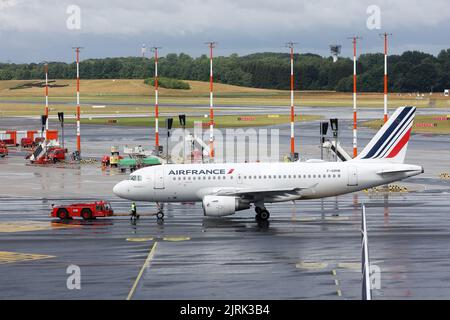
[259,210,270,221]
[255,207,262,214]
[156,211,164,220]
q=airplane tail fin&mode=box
[354,106,416,164]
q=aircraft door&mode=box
[153,166,165,189]
[347,166,358,186]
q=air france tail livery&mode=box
[113,106,423,221]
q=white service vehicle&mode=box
[113,106,423,221]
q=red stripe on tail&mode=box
[386,128,411,158]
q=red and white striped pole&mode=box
[74,47,82,156]
[382,33,391,123]
[287,42,297,160]
[44,63,49,140]
[350,36,361,158]
[206,41,216,161]
[151,47,161,151]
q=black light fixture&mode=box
[178,114,186,127]
[41,115,47,127]
[321,122,329,136]
[166,118,173,133]
[57,112,64,123]
[57,112,65,148]
[330,118,338,132]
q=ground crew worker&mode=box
[130,202,139,220]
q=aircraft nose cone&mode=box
[113,181,128,198]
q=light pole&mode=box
[348,36,361,158]
[205,41,216,162]
[286,41,298,161]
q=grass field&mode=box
[0,79,449,117]
[363,115,450,134]
[62,114,321,128]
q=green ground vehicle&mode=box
[119,157,161,172]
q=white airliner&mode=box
[113,106,423,221]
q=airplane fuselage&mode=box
[113,161,423,203]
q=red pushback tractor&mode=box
[51,201,114,220]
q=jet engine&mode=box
[202,195,250,217]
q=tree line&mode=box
[0,49,448,92]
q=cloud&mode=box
[0,0,449,35]
[0,0,448,62]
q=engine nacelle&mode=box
[202,195,250,217]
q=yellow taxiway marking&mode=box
[127,242,158,301]
[0,251,55,265]
[0,221,74,233]
[295,261,328,270]
[325,216,349,221]
[126,236,190,242]
[162,236,191,242]
[126,237,154,242]
[338,262,361,270]
[331,269,343,297]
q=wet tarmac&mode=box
[1,110,450,299]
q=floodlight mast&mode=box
[286,41,298,160]
[348,36,361,158]
[150,46,162,152]
[44,62,49,140]
[380,33,392,123]
[72,46,83,157]
[205,41,216,162]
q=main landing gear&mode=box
[255,206,270,221]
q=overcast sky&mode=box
[0,0,449,63]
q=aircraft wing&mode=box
[376,168,420,175]
[212,186,313,198]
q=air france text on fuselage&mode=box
[168,169,230,175]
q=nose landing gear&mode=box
[156,202,165,220]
